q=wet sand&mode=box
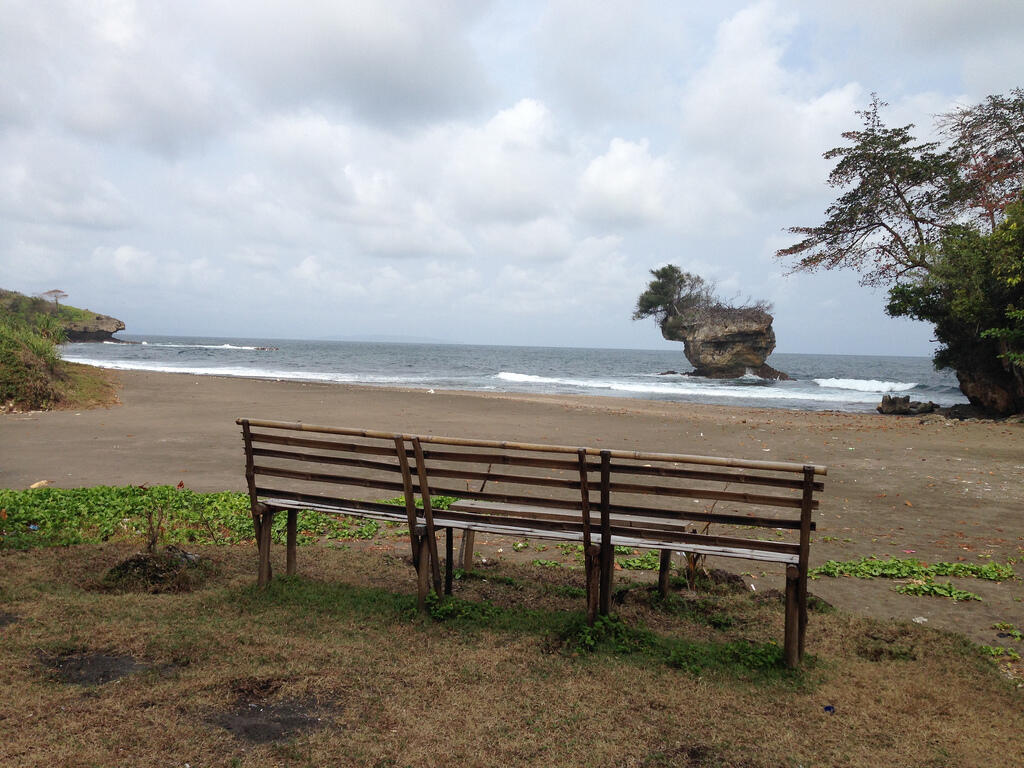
[3,370,1022,642]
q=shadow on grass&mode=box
[235,576,805,683]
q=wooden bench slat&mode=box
[252,447,404,475]
[254,466,407,494]
[451,499,815,532]
[414,465,581,491]
[606,481,818,510]
[238,419,827,475]
[605,502,816,531]
[421,448,584,472]
[249,431,402,458]
[608,462,825,492]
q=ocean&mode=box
[61,335,967,413]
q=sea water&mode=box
[61,335,967,413]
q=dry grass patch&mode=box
[0,541,1020,767]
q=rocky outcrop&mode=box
[877,395,937,415]
[63,313,125,342]
[661,308,788,380]
[954,366,1024,416]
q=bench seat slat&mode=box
[257,495,799,565]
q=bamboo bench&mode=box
[238,418,826,667]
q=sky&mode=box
[2,1,1023,354]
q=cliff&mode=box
[0,288,125,342]
[63,313,126,342]
[662,308,788,380]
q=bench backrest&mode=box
[238,419,825,560]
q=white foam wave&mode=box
[495,371,887,404]
[813,378,917,393]
[62,358,430,385]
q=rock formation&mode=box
[876,395,937,415]
[63,313,125,342]
[661,308,788,380]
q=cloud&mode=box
[577,138,673,227]
[0,0,1010,354]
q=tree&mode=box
[633,265,769,329]
[38,289,68,310]
[777,90,1024,414]
[633,265,716,327]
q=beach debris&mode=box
[823,705,835,715]
[28,480,50,489]
[912,616,928,624]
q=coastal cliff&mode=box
[662,308,788,379]
[63,313,126,342]
[0,288,125,342]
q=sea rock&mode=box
[661,308,788,380]
[63,313,125,342]
[954,366,1024,416]
[877,395,937,416]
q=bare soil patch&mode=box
[41,651,144,686]
[211,698,331,744]
[100,546,207,593]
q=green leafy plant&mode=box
[811,556,1014,582]
[617,550,661,570]
[895,579,981,601]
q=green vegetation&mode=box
[811,555,1014,582]
[633,265,771,338]
[616,550,661,570]
[0,485,382,550]
[811,555,1015,602]
[777,90,1024,414]
[895,580,981,601]
[0,287,116,410]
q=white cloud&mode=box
[577,138,673,227]
[0,0,1014,352]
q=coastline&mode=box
[4,368,1022,643]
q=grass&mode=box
[0,538,1021,767]
[0,288,118,411]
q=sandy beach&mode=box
[4,369,1023,642]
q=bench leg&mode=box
[658,549,672,598]
[257,509,275,588]
[784,565,800,668]
[585,545,600,625]
[286,510,298,577]
[444,527,454,596]
[599,540,613,616]
[798,567,809,660]
[416,535,431,612]
[460,530,475,571]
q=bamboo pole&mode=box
[257,508,274,588]
[797,465,816,660]
[658,549,672,597]
[598,450,613,616]
[393,437,420,569]
[412,438,443,596]
[286,509,298,576]
[445,527,454,596]
[241,420,263,547]
[460,531,475,571]
[784,564,800,668]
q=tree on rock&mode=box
[633,266,786,379]
[777,90,1024,414]
[39,289,68,310]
